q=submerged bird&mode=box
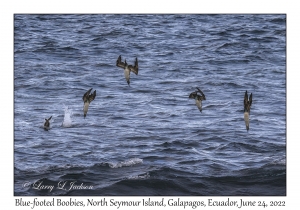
[44,116,52,131]
[82,88,96,118]
[189,87,206,112]
[244,90,252,131]
[116,55,138,85]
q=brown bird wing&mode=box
[189,92,197,99]
[196,87,206,100]
[128,65,138,75]
[244,90,248,109]
[134,57,138,74]
[88,90,96,102]
[83,88,93,101]
[116,55,125,68]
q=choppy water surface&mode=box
[14,14,286,196]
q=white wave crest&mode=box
[109,158,143,168]
[127,172,150,180]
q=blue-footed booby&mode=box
[44,116,52,131]
[189,87,206,113]
[244,90,252,131]
[116,55,138,85]
[82,88,96,118]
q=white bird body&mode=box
[124,67,130,84]
[83,101,90,117]
[244,111,250,131]
[195,99,202,112]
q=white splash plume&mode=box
[62,105,72,127]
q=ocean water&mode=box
[14,14,286,196]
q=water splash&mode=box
[62,105,72,127]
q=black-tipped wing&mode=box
[83,88,93,101]
[244,90,248,108]
[116,55,125,68]
[135,57,138,68]
[128,65,138,75]
[196,87,206,100]
[128,57,138,75]
[48,116,52,121]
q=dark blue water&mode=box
[14,14,286,196]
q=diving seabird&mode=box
[244,90,252,131]
[116,55,138,85]
[44,116,52,131]
[82,88,96,118]
[189,87,206,112]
